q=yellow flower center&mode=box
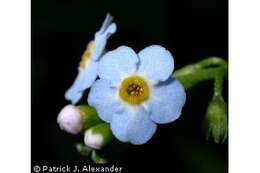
[79,41,95,70]
[119,76,150,105]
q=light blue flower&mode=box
[88,45,186,144]
[65,14,117,104]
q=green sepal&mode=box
[203,95,228,144]
[77,105,103,131]
[88,123,114,149]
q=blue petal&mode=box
[92,23,117,61]
[149,79,186,124]
[97,13,114,34]
[137,45,174,84]
[65,60,98,104]
[98,46,139,85]
[65,90,83,105]
[92,13,117,61]
[88,79,122,122]
[111,107,157,145]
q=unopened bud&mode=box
[84,123,113,149]
[57,105,103,135]
[57,105,82,134]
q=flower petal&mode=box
[149,79,186,124]
[137,45,174,84]
[96,13,114,35]
[98,46,139,85]
[92,23,117,61]
[88,79,122,122]
[65,60,98,104]
[111,107,157,145]
[92,14,117,61]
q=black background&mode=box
[32,0,228,172]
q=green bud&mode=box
[77,105,103,131]
[203,95,228,144]
[84,123,113,150]
[91,150,108,164]
[75,143,92,156]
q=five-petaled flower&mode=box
[88,45,186,144]
[65,14,117,104]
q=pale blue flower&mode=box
[65,14,117,104]
[88,45,186,144]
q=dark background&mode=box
[32,0,228,172]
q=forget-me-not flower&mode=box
[65,14,117,104]
[88,45,186,144]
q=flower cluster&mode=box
[57,14,186,149]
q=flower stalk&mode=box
[173,57,228,144]
[173,57,227,90]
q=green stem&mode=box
[196,57,227,69]
[173,57,227,90]
[173,57,228,144]
[214,76,224,97]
